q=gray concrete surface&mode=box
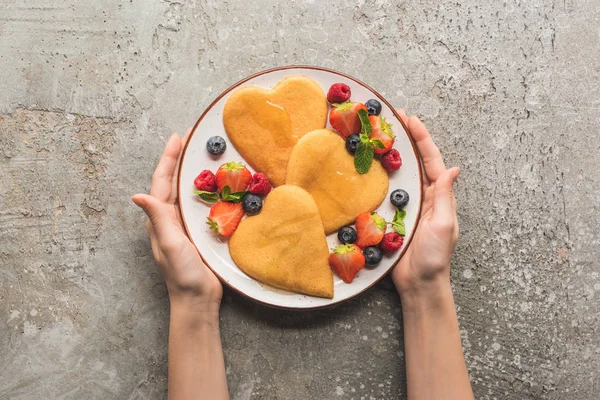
[1,1,599,399]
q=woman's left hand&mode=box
[132,129,223,314]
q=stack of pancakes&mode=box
[223,76,389,298]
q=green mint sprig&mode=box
[390,209,407,237]
[354,141,374,174]
[220,186,248,203]
[194,190,219,203]
[194,186,248,204]
[354,109,383,174]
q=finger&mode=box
[431,167,460,230]
[169,127,194,204]
[145,218,154,236]
[421,184,435,216]
[150,133,182,202]
[395,108,409,125]
[420,158,430,186]
[182,126,193,146]
[407,116,447,182]
[131,194,174,239]
[397,109,428,186]
[453,185,459,241]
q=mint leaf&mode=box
[221,188,248,203]
[354,141,374,174]
[193,190,219,203]
[391,209,407,236]
[395,209,407,220]
[358,109,372,136]
[370,138,386,149]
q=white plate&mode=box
[178,66,423,310]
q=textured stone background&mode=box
[1,1,599,399]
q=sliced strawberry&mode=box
[206,202,244,237]
[369,115,395,155]
[215,161,252,192]
[328,244,365,283]
[355,212,386,248]
[329,102,368,139]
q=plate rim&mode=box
[177,64,424,310]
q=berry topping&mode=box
[242,193,263,215]
[194,170,217,192]
[379,232,404,253]
[206,136,227,156]
[355,212,386,248]
[363,246,383,266]
[327,83,352,104]
[206,201,244,237]
[369,115,395,155]
[215,161,252,193]
[328,243,365,283]
[381,149,402,171]
[248,172,271,196]
[365,99,382,116]
[390,189,409,209]
[345,134,361,155]
[329,101,368,139]
[337,226,357,244]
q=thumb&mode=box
[131,194,167,229]
[432,167,460,224]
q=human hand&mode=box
[132,129,222,314]
[392,111,460,300]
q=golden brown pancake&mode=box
[222,75,328,187]
[228,185,333,298]
[286,129,389,234]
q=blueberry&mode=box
[206,136,226,156]
[365,99,382,116]
[363,246,383,266]
[242,193,263,215]
[346,134,361,154]
[337,226,357,244]
[390,189,409,209]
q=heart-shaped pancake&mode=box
[286,129,389,234]
[229,185,333,298]
[223,75,328,187]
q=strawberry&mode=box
[215,161,252,192]
[206,202,245,237]
[328,244,365,283]
[355,212,386,248]
[329,102,368,139]
[369,115,395,155]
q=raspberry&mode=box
[327,83,351,104]
[379,232,403,253]
[194,170,217,192]
[248,172,271,196]
[381,149,402,172]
